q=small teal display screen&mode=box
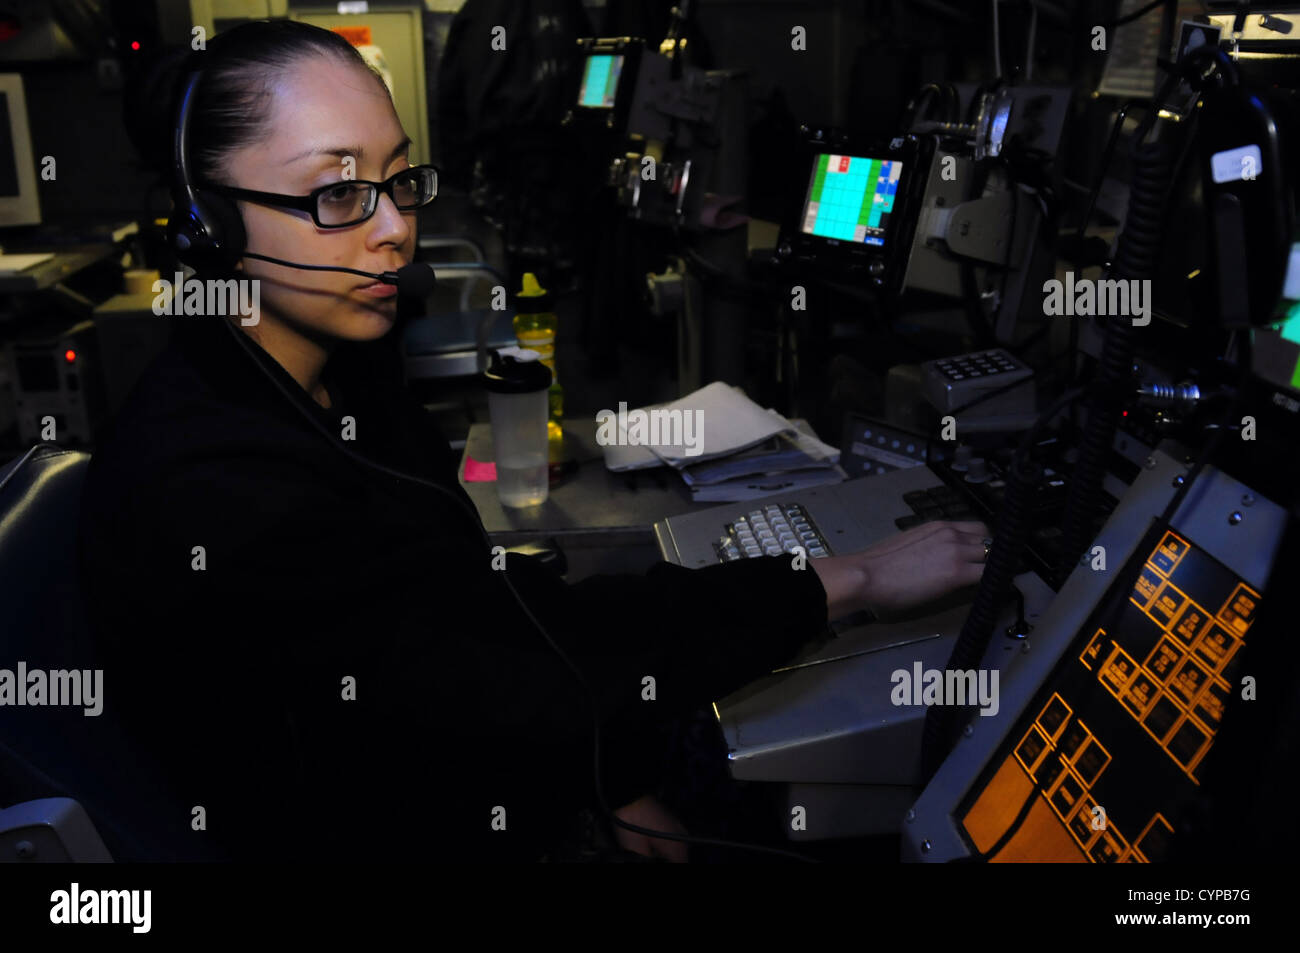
[578,54,623,109]
[1253,242,1300,394]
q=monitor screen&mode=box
[0,74,39,227]
[1252,241,1300,394]
[0,93,17,198]
[799,153,902,247]
[958,524,1260,862]
[578,53,624,109]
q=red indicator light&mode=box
[131,40,140,51]
[64,349,76,363]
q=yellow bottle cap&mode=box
[519,272,546,297]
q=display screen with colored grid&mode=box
[1253,241,1300,392]
[799,153,902,247]
[578,54,624,108]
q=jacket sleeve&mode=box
[500,550,829,733]
[499,549,830,807]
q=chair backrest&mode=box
[402,237,517,380]
[0,444,200,862]
[0,444,94,666]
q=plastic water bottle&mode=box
[483,348,552,507]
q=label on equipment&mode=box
[1210,144,1263,184]
[852,442,923,470]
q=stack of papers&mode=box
[0,253,55,274]
[598,381,847,502]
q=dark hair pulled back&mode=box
[125,18,388,191]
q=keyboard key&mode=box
[716,501,830,563]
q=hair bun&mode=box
[122,45,203,182]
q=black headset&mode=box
[167,68,247,276]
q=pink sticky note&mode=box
[464,456,498,482]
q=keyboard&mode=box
[894,485,979,530]
[714,502,833,562]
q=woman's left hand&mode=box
[612,794,690,862]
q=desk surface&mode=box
[0,244,118,295]
[457,415,704,546]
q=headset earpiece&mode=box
[169,68,246,276]
[193,189,247,275]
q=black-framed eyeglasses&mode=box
[198,164,440,228]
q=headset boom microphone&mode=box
[239,251,437,297]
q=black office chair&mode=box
[0,443,192,862]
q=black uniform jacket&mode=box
[76,311,829,861]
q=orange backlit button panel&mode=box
[1099,646,1139,697]
[1132,566,1163,610]
[1036,751,1066,790]
[1049,769,1085,823]
[1133,814,1174,862]
[1057,719,1089,761]
[1217,583,1260,636]
[1037,693,1072,742]
[1073,735,1112,787]
[1147,583,1186,629]
[1151,531,1189,577]
[1068,793,1102,849]
[1142,694,1183,744]
[1172,602,1210,645]
[1193,623,1240,673]
[1090,826,1129,863]
[1014,724,1050,777]
[1170,656,1210,705]
[1166,714,1212,774]
[1122,671,1159,719]
[1080,629,1108,670]
[1145,638,1183,684]
[1193,677,1230,728]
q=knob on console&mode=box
[964,457,991,484]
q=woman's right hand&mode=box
[812,520,991,618]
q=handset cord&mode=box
[219,316,819,862]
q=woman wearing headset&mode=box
[80,19,991,862]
